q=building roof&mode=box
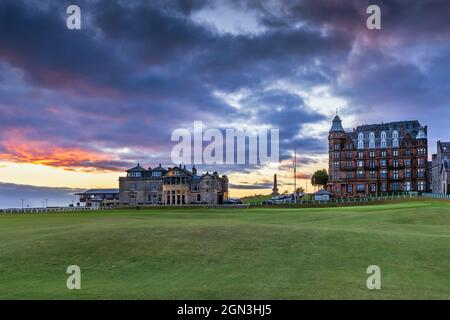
[126,163,147,172]
[76,189,119,195]
[438,141,450,153]
[416,127,427,139]
[166,165,193,176]
[314,189,333,196]
[443,161,450,172]
[330,115,345,132]
[122,164,226,182]
[150,166,167,172]
[351,120,421,138]
[347,120,424,148]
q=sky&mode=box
[1,0,450,207]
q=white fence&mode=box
[423,193,450,200]
[0,206,111,214]
[2,193,449,214]
[251,192,420,206]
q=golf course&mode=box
[0,199,449,299]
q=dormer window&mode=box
[368,132,375,148]
[393,139,399,148]
[128,172,142,178]
[381,131,387,148]
[357,132,364,149]
[152,171,161,177]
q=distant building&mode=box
[271,174,279,197]
[271,194,293,204]
[431,141,450,194]
[313,189,333,201]
[76,189,119,208]
[328,115,429,197]
[119,164,229,206]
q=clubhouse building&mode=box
[119,164,229,206]
[76,189,119,208]
[328,115,429,197]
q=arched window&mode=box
[358,132,364,141]
[357,132,364,149]
[393,139,399,148]
[381,131,387,148]
[392,130,399,139]
[368,132,375,148]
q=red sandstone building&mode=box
[327,115,429,197]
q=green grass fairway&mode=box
[0,200,449,299]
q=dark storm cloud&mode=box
[0,0,347,173]
[229,182,272,190]
[248,0,450,147]
[0,0,131,92]
[1,0,449,174]
[235,89,328,160]
[0,182,83,208]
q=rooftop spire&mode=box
[330,113,345,132]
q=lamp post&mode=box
[20,199,25,210]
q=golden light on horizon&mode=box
[0,147,328,198]
[0,161,121,189]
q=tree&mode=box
[311,169,329,189]
[295,187,304,194]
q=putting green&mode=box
[0,200,449,299]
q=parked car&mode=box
[224,199,242,204]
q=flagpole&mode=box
[293,148,297,203]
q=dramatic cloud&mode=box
[0,182,83,208]
[0,0,449,202]
[229,182,272,190]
